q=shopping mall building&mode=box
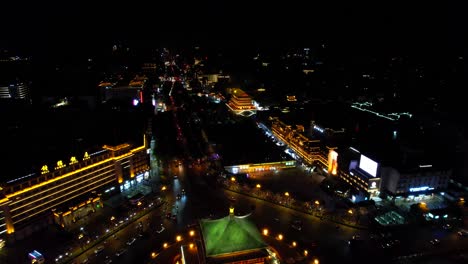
[0,136,150,242]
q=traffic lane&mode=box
[224,190,363,261]
[225,189,359,238]
[73,203,170,264]
[367,223,468,259]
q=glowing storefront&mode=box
[224,160,296,174]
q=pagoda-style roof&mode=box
[200,214,267,257]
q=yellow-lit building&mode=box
[226,88,257,116]
[270,117,329,168]
[224,160,296,174]
[0,137,149,241]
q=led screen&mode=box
[359,155,378,177]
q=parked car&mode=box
[127,237,136,246]
[94,246,104,254]
[116,248,127,257]
[156,225,165,234]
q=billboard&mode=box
[328,149,338,175]
[359,155,378,177]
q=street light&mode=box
[284,192,289,197]
[163,243,169,249]
[292,241,297,247]
[277,234,283,240]
[304,250,308,256]
[313,258,319,264]
[314,200,320,205]
[230,177,236,182]
[189,230,195,237]
[348,209,353,214]
[176,235,182,242]
[189,243,194,249]
[256,184,261,189]
[262,229,269,236]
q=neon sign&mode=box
[69,156,78,165]
[409,186,434,192]
[41,165,49,174]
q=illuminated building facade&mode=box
[341,156,382,202]
[380,165,451,196]
[226,88,257,117]
[99,75,147,104]
[224,160,296,174]
[270,117,328,167]
[0,82,31,102]
[0,137,149,241]
[340,147,451,202]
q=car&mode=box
[186,223,197,229]
[104,258,112,264]
[181,189,186,195]
[156,225,165,234]
[430,238,440,245]
[291,224,302,231]
[116,248,127,257]
[127,237,136,246]
[443,224,452,230]
[176,194,182,200]
[457,230,468,237]
[81,258,89,264]
[94,246,104,254]
[174,175,178,179]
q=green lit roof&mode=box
[200,214,267,257]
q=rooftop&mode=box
[200,214,267,257]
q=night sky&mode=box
[2,2,466,51]
[1,1,467,111]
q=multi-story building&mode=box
[339,146,451,203]
[0,136,149,241]
[98,75,147,104]
[270,117,329,168]
[0,82,31,102]
[226,88,257,116]
[380,165,451,197]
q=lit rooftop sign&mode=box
[409,186,434,192]
[419,165,432,168]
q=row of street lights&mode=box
[262,227,319,264]
[151,229,197,259]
